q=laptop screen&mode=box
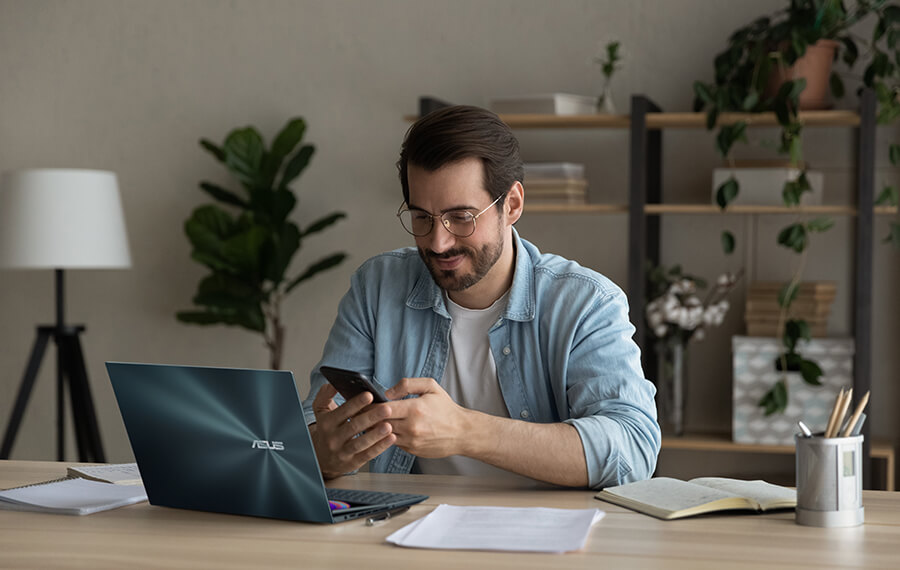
[107,362,335,523]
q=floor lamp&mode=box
[0,169,131,462]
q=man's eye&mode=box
[446,212,472,223]
[411,212,431,221]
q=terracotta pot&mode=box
[765,39,839,110]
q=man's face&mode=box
[406,158,505,292]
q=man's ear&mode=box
[504,181,524,225]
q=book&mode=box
[594,477,796,520]
[0,477,147,515]
[67,463,143,485]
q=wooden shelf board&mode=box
[523,204,896,215]
[646,110,861,129]
[662,433,893,459]
[524,203,627,214]
[407,110,861,129]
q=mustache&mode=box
[423,247,471,260]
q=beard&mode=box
[418,234,504,292]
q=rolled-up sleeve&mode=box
[560,289,660,489]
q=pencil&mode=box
[823,387,845,438]
[829,388,853,438]
[841,390,871,438]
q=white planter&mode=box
[732,336,854,445]
[712,168,823,206]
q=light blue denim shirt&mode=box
[303,229,660,489]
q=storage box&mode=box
[712,168,823,206]
[489,93,598,116]
[732,336,854,445]
[524,162,586,181]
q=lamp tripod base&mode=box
[0,325,105,462]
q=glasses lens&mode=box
[442,211,476,237]
[399,210,433,236]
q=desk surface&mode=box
[1,460,898,569]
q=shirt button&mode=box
[520,410,530,419]
[502,346,511,355]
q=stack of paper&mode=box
[386,504,604,553]
[0,477,147,515]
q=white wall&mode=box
[1,1,896,474]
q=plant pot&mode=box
[765,39,839,110]
[655,341,687,436]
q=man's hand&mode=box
[384,378,471,458]
[309,383,396,479]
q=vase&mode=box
[764,39,839,110]
[655,341,687,436]
[597,83,616,114]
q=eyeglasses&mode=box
[397,194,504,238]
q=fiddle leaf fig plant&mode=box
[693,0,900,415]
[177,117,347,370]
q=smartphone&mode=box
[319,366,389,403]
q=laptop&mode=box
[106,362,427,523]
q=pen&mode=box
[365,506,410,526]
[823,387,845,439]
[797,420,813,438]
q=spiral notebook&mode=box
[0,477,148,515]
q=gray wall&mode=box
[1,1,896,480]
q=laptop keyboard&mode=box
[326,488,423,506]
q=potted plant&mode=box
[693,0,900,414]
[177,117,347,370]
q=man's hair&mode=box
[397,105,523,206]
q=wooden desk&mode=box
[1,460,898,569]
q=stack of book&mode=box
[744,281,836,337]
[524,162,588,205]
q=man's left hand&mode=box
[384,377,471,458]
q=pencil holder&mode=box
[794,434,864,527]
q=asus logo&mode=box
[251,440,284,451]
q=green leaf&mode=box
[876,185,899,206]
[194,273,262,310]
[184,205,239,272]
[786,318,811,343]
[199,182,249,209]
[285,253,347,293]
[261,118,307,187]
[741,90,759,111]
[782,180,801,206]
[807,217,834,232]
[694,81,714,106]
[262,222,301,284]
[278,144,315,190]
[829,72,845,99]
[223,127,266,190]
[716,177,739,209]
[840,37,859,67]
[874,17,886,43]
[715,123,747,157]
[778,282,799,308]
[199,139,226,163]
[890,144,900,166]
[705,108,719,130]
[221,225,269,278]
[300,211,347,238]
[777,223,807,253]
[758,379,788,416]
[799,358,824,386]
[721,230,736,254]
[885,222,900,248]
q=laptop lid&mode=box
[106,362,423,524]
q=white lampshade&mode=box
[0,169,131,269]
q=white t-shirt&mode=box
[415,290,526,480]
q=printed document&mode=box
[386,504,605,552]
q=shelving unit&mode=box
[628,91,879,488]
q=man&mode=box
[302,105,659,489]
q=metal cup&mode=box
[795,433,864,527]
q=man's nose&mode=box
[426,219,457,253]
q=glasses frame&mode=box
[397,193,505,238]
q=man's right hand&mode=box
[309,383,396,479]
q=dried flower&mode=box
[646,264,743,345]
